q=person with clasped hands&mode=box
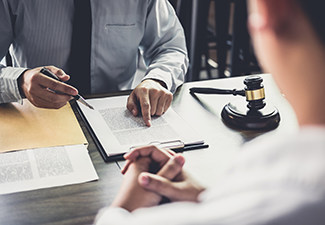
[95,0,325,224]
[0,0,188,126]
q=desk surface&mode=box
[0,74,298,225]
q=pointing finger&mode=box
[139,94,151,127]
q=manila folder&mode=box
[0,100,87,153]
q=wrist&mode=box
[144,78,167,89]
[17,70,28,98]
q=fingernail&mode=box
[147,120,152,127]
[174,155,185,166]
[121,166,127,174]
[71,89,77,95]
[140,175,150,186]
[121,169,125,174]
[132,109,137,116]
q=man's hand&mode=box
[138,169,205,203]
[127,79,173,127]
[122,145,176,175]
[112,146,187,212]
[18,66,78,109]
[110,157,162,212]
[122,145,204,203]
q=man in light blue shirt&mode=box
[0,0,188,126]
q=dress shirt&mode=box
[0,0,188,103]
[95,126,325,225]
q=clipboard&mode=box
[73,96,208,162]
[130,140,209,153]
[73,101,124,162]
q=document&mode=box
[0,145,98,195]
[0,100,87,153]
[77,96,203,160]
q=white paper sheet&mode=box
[78,96,203,156]
[0,145,98,195]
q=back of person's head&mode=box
[297,0,325,45]
[249,0,325,126]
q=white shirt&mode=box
[0,0,188,103]
[95,126,325,225]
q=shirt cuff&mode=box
[142,68,183,94]
[0,67,28,104]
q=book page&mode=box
[0,145,98,195]
[78,96,203,156]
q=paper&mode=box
[0,145,98,195]
[0,100,87,153]
[78,96,203,157]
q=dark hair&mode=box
[298,0,325,44]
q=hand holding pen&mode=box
[40,67,93,109]
[18,66,93,109]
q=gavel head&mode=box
[222,75,280,130]
[244,76,266,110]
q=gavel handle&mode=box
[189,87,246,96]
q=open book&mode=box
[76,95,206,162]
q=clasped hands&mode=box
[18,66,172,126]
[110,145,205,212]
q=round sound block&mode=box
[221,99,280,130]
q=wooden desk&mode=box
[0,74,298,225]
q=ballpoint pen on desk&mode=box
[129,140,209,152]
[40,67,94,110]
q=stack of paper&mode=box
[0,100,97,195]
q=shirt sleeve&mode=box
[0,0,26,104]
[94,132,325,225]
[139,0,188,93]
[94,202,206,225]
[94,170,325,225]
[0,66,27,104]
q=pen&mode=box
[129,140,208,152]
[40,67,94,110]
[189,87,246,96]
